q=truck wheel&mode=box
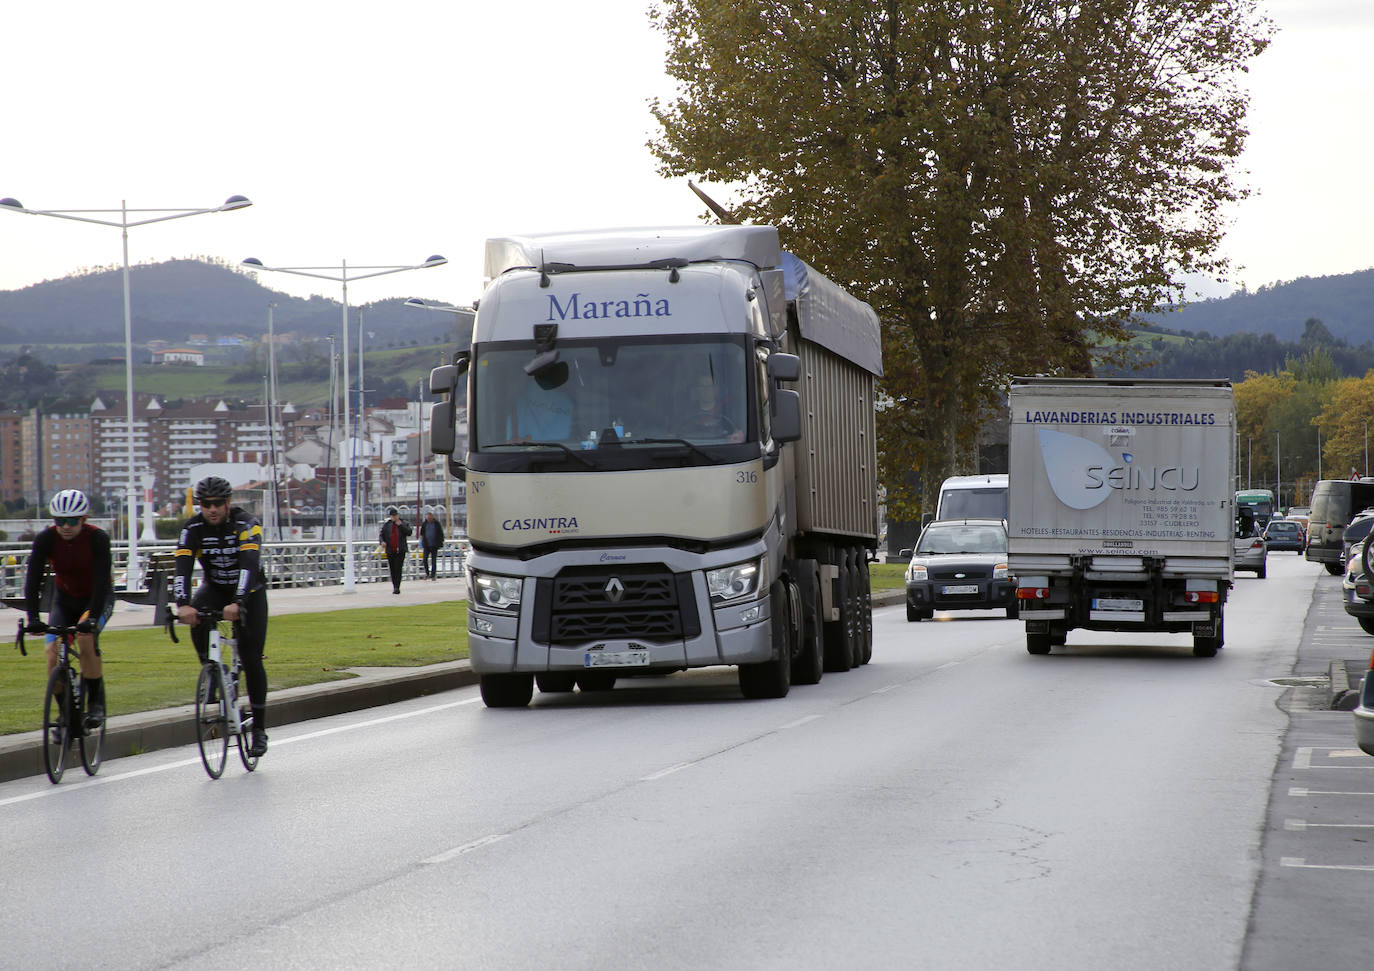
[740,580,793,699]
[1026,633,1051,655]
[576,672,617,692]
[1050,627,1067,646]
[823,562,853,672]
[844,555,863,669]
[480,673,534,708]
[792,567,824,685]
[535,672,577,693]
[859,559,873,664]
[906,602,922,622]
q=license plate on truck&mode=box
[1093,598,1143,611]
[584,650,650,668]
[942,584,979,595]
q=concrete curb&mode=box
[0,587,909,785]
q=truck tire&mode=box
[792,567,824,685]
[480,673,534,708]
[739,580,793,699]
[845,554,863,669]
[906,602,922,622]
[535,672,577,693]
[823,562,853,673]
[859,559,873,664]
[1026,633,1051,655]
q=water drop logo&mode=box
[1038,427,1115,509]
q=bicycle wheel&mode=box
[236,708,259,773]
[43,666,72,784]
[195,663,229,779]
[79,676,105,776]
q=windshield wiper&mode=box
[635,437,716,462]
[493,440,595,469]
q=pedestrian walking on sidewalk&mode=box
[419,509,444,580]
[379,507,412,594]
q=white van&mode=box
[935,474,1008,522]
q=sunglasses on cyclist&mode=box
[53,516,82,527]
[200,499,228,509]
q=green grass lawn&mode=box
[0,602,469,735]
[869,563,905,590]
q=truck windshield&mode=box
[470,336,752,464]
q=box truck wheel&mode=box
[577,672,617,692]
[792,568,824,685]
[739,580,793,699]
[845,555,864,669]
[536,672,577,693]
[480,673,534,708]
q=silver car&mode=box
[1233,529,1267,578]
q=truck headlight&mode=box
[707,559,762,603]
[906,564,927,582]
[993,563,1009,580]
[469,569,522,611]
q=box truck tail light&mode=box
[1368,645,1374,671]
[1017,587,1050,600]
[1184,591,1219,604]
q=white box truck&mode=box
[428,226,882,706]
[1007,377,1235,657]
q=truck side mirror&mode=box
[767,352,800,382]
[772,389,801,442]
[428,354,469,466]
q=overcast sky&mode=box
[1,1,1368,310]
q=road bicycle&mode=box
[15,619,105,784]
[164,607,258,779]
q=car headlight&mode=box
[994,563,1009,580]
[906,564,928,582]
[469,569,522,611]
[707,559,763,603]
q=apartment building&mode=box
[0,412,22,504]
[90,395,307,507]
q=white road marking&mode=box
[1296,747,1312,770]
[1282,858,1374,873]
[1288,787,1374,797]
[778,714,823,730]
[0,696,482,809]
[641,762,692,782]
[1285,819,1374,831]
[424,834,508,864]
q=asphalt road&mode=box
[3,552,1366,968]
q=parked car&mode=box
[1233,525,1267,578]
[902,518,1017,621]
[1341,536,1374,635]
[1341,510,1374,571]
[1262,519,1306,553]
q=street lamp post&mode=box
[0,194,251,591]
[242,256,446,591]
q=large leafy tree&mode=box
[649,0,1272,517]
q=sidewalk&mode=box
[1,584,909,784]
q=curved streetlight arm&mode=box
[0,196,252,229]
[242,257,447,284]
[404,297,475,315]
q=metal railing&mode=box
[0,539,469,600]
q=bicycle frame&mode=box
[165,607,257,778]
[15,618,104,784]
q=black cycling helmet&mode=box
[194,475,233,503]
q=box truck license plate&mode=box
[584,649,651,668]
[1093,598,1143,611]
[942,584,979,595]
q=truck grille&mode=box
[535,566,701,645]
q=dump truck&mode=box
[428,225,882,706]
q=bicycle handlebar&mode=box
[14,618,83,656]
[162,605,241,644]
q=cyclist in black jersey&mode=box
[175,476,271,757]
[24,489,114,726]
